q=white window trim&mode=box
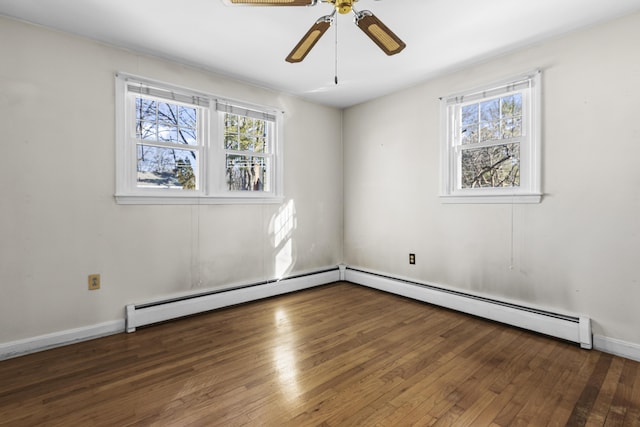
[115,73,284,205]
[439,71,542,204]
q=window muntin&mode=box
[116,74,283,204]
[441,71,541,203]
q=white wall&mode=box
[0,17,343,344]
[343,12,640,346]
[2,11,640,356]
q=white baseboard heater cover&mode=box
[126,268,340,332]
[346,268,592,349]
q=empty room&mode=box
[1,0,640,425]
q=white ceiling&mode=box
[2,0,640,108]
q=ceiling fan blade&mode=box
[286,16,332,63]
[223,0,317,5]
[355,10,406,56]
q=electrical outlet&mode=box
[88,274,101,290]
[409,253,415,265]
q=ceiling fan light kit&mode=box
[224,0,406,62]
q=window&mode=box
[440,71,541,203]
[115,73,283,204]
[217,104,276,194]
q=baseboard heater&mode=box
[345,267,592,349]
[126,268,340,333]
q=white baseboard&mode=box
[127,267,340,332]
[0,267,339,360]
[345,266,640,361]
[593,335,640,362]
[0,320,125,361]
[5,267,639,364]
[345,266,592,349]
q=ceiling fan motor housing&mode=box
[334,0,354,14]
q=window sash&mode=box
[216,107,276,195]
[128,93,206,193]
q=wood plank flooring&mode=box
[1,282,639,426]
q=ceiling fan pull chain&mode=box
[334,12,338,85]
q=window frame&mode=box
[440,71,542,204]
[115,73,284,205]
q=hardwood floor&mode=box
[1,282,639,426]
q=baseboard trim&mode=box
[1,267,340,360]
[0,320,125,361]
[345,266,592,349]
[127,267,340,332]
[345,266,640,361]
[593,335,640,362]
[5,267,639,363]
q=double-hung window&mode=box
[115,73,283,204]
[440,71,541,203]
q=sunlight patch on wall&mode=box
[275,239,293,280]
[271,200,297,279]
[273,200,296,248]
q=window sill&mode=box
[440,193,542,204]
[115,194,284,205]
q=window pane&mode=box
[462,104,478,127]
[239,135,253,151]
[157,126,179,143]
[501,94,522,117]
[501,117,522,139]
[179,128,197,145]
[137,121,157,140]
[158,102,178,123]
[136,98,156,121]
[480,98,500,122]
[225,113,238,133]
[255,137,266,153]
[479,121,500,142]
[225,133,238,150]
[240,135,263,152]
[137,145,197,190]
[226,155,267,192]
[461,143,520,188]
[178,106,196,128]
[461,125,479,145]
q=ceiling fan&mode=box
[223,0,406,63]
